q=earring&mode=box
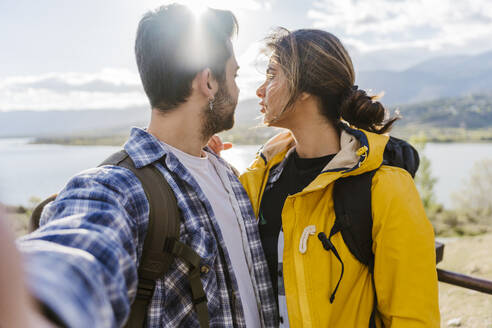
[208,96,215,111]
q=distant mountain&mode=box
[0,107,149,138]
[0,100,263,138]
[357,50,492,105]
[1,91,492,143]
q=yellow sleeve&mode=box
[239,155,267,218]
[371,166,440,328]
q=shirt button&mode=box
[200,265,210,274]
[279,316,284,324]
[278,270,282,277]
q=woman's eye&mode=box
[266,73,274,80]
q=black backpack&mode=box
[29,150,210,328]
[317,136,423,328]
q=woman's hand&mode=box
[207,135,233,156]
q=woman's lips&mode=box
[259,102,266,113]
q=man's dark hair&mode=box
[135,3,238,111]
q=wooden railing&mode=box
[435,242,492,295]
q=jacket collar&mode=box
[259,124,389,194]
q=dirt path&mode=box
[437,233,492,327]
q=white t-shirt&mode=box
[167,145,261,328]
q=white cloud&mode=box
[0,68,141,90]
[308,0,492,53]
[0,55,268,110]
[0,68,148,111]
[0,90,147,111]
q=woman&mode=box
[212,28,440,327]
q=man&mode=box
[15,4,277,327]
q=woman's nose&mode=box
[256,83,265,98]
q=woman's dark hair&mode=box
[265,28,398,134]
[135,4,238,111]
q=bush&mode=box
[410,136,491,236]
[451,159,492,232]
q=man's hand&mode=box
[0,207,57,328]
[207,135,233,156]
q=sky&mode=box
[1,0,492,111]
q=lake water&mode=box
[0,139,491,209]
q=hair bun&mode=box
[340,89,398,134]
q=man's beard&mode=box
[201,81,237,140]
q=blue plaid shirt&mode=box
[18,128,277,328]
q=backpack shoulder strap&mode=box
[332,169,382,328]
[101,151,181,280]
[102,151,209,328]
[332,170,377,271]
[330,136,420,268]
[99,150,183,327]
[330,137,419,328]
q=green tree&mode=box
[410,134,439,214]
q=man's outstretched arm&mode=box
[17,166,150,328]
[0,208,57,328]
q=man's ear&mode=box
[195,68,219,99]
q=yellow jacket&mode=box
[240,127,440,327]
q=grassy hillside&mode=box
[390,93,492,142]
[394,93,492,129]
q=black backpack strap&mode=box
[104,151,209,328]
[98,151,183,328]
[168,239,210,327]
[29,194,57,232]
[332,169,381,328]
[327,138,418,327]
[332,170,377,270]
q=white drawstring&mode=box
[299,225,316,254]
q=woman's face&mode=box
[256,59,291,126]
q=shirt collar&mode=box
[123,127,225,170]
[123,127,170,168]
